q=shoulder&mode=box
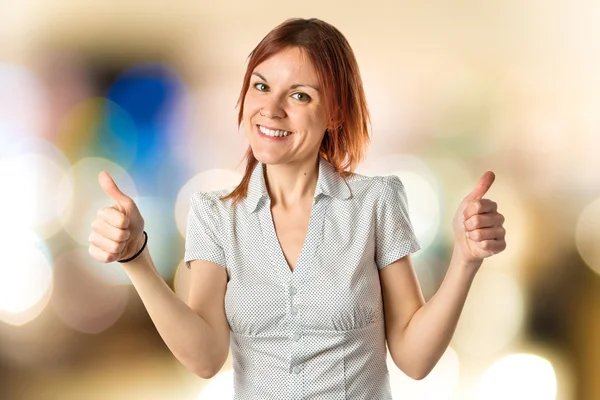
[189,187,235,214]
[343,171,404,196]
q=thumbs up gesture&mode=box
[88,171,145,263]
[452,171,506,266]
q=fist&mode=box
[452,171,506,266]
[88,171,145,263]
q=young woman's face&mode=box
[242,46,329,166]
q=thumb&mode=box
[464,171,496,202]
[98,171,133,212]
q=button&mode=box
[290,306,298,315]
[292,332,301,341]
[293,366,301,374]
[289,286,297,295]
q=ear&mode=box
[327,109,341,130]
[327,118,339,133]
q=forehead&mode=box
[253,47,319,84]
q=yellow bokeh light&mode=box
[575,196,600,276]
[55,97,138,168]
[476,353,557,400]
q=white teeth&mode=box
[259,125,291,137]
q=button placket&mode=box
[289,282,299,316]
[289,283,301,341]
[288,281,304,378]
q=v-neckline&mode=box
[258,196,330,278]
[268,198,311,274]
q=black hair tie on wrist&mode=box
[118,231,148,263]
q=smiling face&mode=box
[242,46,329,166]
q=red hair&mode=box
[221,18,371,205]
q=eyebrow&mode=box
[252,72,320,92]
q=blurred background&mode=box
[1,0,599,399]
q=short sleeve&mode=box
[375,175,421,270]
[184,193,227,269]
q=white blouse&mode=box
[185,156,421,399]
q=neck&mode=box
[263,155,320,209]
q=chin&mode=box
[252,150,288,166]
[248,137,290,166]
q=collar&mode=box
[245,156,352,213]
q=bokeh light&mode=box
[175,169,242,236]
[0,230,53,326]
[476,353,557,400]
[51,248,129,334]
[575,196,600,276]
[0,138,72,239]
[55,97,138,168]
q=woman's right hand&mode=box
[89,171,145,263]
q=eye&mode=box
[253,82,269,92]
[292,92,311,102]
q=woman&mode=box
[89,18,506,399]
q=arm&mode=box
[89,171,229,379]
[381,171,506,380]
[381,254,479,380]
[121,246,230,379]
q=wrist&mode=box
[450,248,482,277]
[118,231,148,263]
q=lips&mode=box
[257,124,293,139]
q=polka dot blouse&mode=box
[185,156,421,399]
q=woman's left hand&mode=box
[452,171,507,267]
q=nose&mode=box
[260,96,286,119]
